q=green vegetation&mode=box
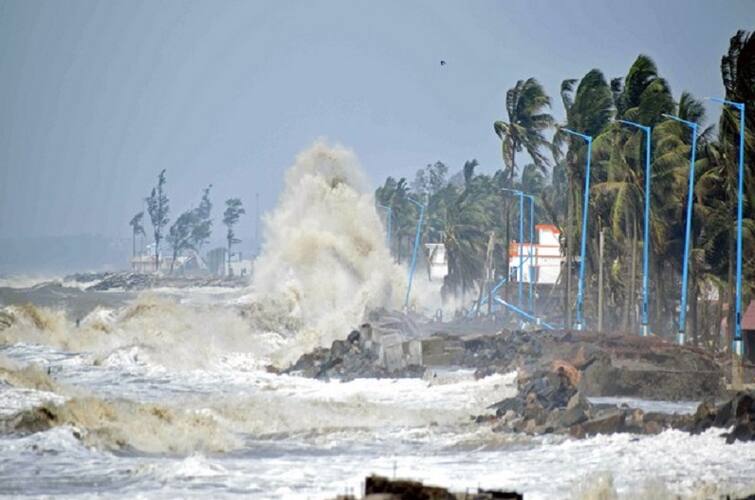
[222,198,246,276]
[376,30,755,345]
[145,169,170,272]
[136,173,245,275]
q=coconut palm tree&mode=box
[553,69,614,326]
[493,78,554,182]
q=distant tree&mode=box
[146,169,170,272]
[167,210,198,273]
[190,184,213,250]
[223,198,245,276]
[129,211,145,259]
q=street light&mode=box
[706,97,746,356]
[562,128,593,330]
[502,188,525,308]
[377,203,392,248]
[662,113,698,345]
[404,197,426,310]
[617,119,652,337]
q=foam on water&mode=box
[249,141,407,364]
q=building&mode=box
[424,243,448,281]
[508,224,563,285]
[742,300,755,364]
[130,248,207,274]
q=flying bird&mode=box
[440,60,446,66]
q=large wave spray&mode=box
[252,141,405,362]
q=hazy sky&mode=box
[1,0,753,244]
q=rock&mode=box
[580,411,626,436]
[362,474,522,500]
[346,330,360,344]
[725,421,755,444]
[643,421,663,434]
[556,397,590,428]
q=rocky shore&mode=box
[63,271,249,291]
[479,366,755,442]
[287,314,724,401]
[285,310,755,443]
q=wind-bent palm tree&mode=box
[494,78,554,183]
[553,69,614,326]
[129,211,145,261]
[493,78,554,303]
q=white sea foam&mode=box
[249,141,407,364]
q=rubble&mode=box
[331,474,522,500]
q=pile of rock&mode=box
[85,272,154,291]
[688,391,755,443]
[331,475,522,500]
[285,326,424,380]
[482,365,755,443]
[462,329,724,401]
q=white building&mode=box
[508,224,563,284]
[424,243,448,281]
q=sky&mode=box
[0,0,753,248]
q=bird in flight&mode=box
[440,60,446,66]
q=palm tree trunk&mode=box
[725,233,735,352]
[689,261,699,346]
[629,218,638,332]
[565,175,574,328]
[715,283,725,351]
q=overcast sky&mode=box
[1,0,753,244]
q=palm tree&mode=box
[553,69,614,326]
[129,211,145,261]
[494,78,554,183]
[493,78,554,304]
[375,177,413,262]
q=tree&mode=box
[223,198,245,276]
[129,211,145,260]
[145,169,169,272]
[167,210,198,273]
[553,69,614,325]
[375,176,413,261]
[493,78,554,183]
[191,184,213,251]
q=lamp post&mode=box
[404,197,426,310]
[662,114,698,345]
[502,188,525,308]
[707,97,746,356]
[617,119,652,337]
[563,128,593,330]
[377,203,392,248]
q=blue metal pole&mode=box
[663,114,698,345]
[617,120,652,337]
[563,128,593,330]
[707,98,746,355]
[527,194,535,314]
[404,197,425,309]
[518,192,524,307]
[501,188,525,308]
[735,103,745,356]
[377,204,392,248]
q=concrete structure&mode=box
[424,243,448,281]
[130,250,206,274]
[508,224,563,284]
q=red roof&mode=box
[743,301,755,330]
[536,224,559,234]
